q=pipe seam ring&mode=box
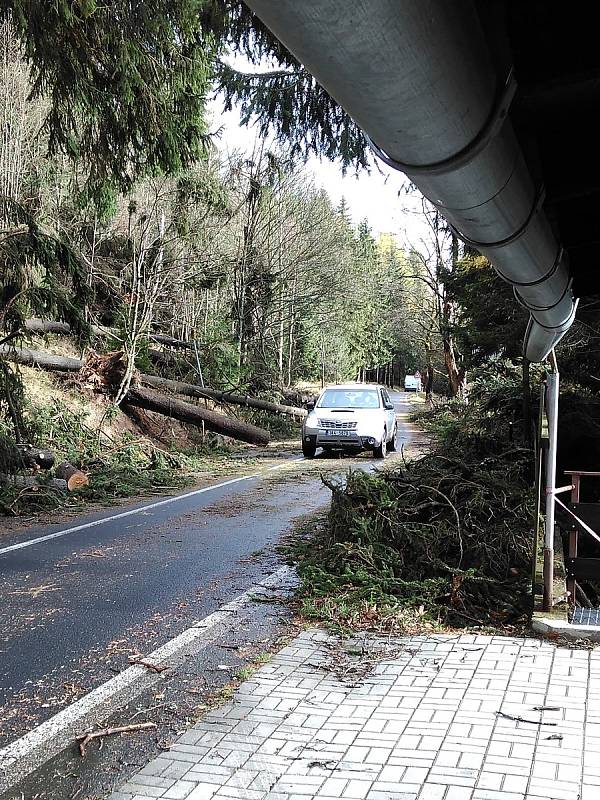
[514,273,572,314]
[524,296,577,332]
[451,183,546,254]
[494,245,563,289]
[481,243,563,292]
[366,68,517,177]
[527,312,575,333]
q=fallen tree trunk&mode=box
[17,445,55,470]
[0,346,270,444]
[0,474,68,492]
[142,375,307,420]
[147,332,193,350]
[24,318,72,336]
[24,318,193,350]
[0,344,305,419]
[147,349,183,367]
[0,344,81,372]
[55,462,89,490]
[124,387,270,446]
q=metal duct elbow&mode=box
[244,0,576,362]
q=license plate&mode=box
[325,429,352,437]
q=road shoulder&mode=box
[0,568,301,800]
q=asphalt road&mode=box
[0,391,416,746]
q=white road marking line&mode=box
[0,473,260,557]
[0,565,295,793]
[0,454,310,557]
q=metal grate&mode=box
[318,419,357,429]
[571,607,600,626]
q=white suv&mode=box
[302,383,397,459]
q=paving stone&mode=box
[107,631,598,800]
[130,795,162,800]
[120,784,165,798]
[415,785,447,800]
[160,763,192,781]
[162,782,199,800]
[186,786,221,799]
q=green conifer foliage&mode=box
[2,0,218,197]
[217,63,369,171]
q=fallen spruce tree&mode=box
[142,375,307,420]
[123,387,270,445]
[24,317,193,350]
[292,363,536,630]
[0,345,304,420]
[0,345,272,445]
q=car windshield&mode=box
[318,389,380,409]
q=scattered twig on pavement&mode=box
[496,711,557,726]
[307,760,337,770]
[81,550,108,558]
[128,656,169,673]
[545,734,564,740]
[131,702,172,720]
[532,705,562,711]
[76,722,157,756]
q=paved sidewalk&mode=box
[110,629,599,800]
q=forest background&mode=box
[1,0,600,504]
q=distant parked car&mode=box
[301,383,397,459]
[404,374,422,392]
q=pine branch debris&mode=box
[290,385,535,633]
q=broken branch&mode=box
[496,710,557,726]
[128,656,169,673]
[76,721,157,756]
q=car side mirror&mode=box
[306,400,315,411]
[385,402,394,410]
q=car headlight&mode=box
[304,411,318,432]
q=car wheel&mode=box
[302,439,317,459]
[374,430,387,459]
[388,423,398,452]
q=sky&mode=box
[208,100,431,250]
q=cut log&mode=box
[2,443,55,471]
[15,444,55,470]
[55,462,89,490]
[0,474,68,492]
[124,387,270,446]
[140,376,307,419]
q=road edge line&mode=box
[0,565,295,794]
[0,474,258,557]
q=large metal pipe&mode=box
[244,0,576,361]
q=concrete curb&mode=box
[531,613,600,642]
[0,565,296,795]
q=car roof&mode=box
[320,383,385,394]
[320,383,384,391]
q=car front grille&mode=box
[318,419,357,429]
